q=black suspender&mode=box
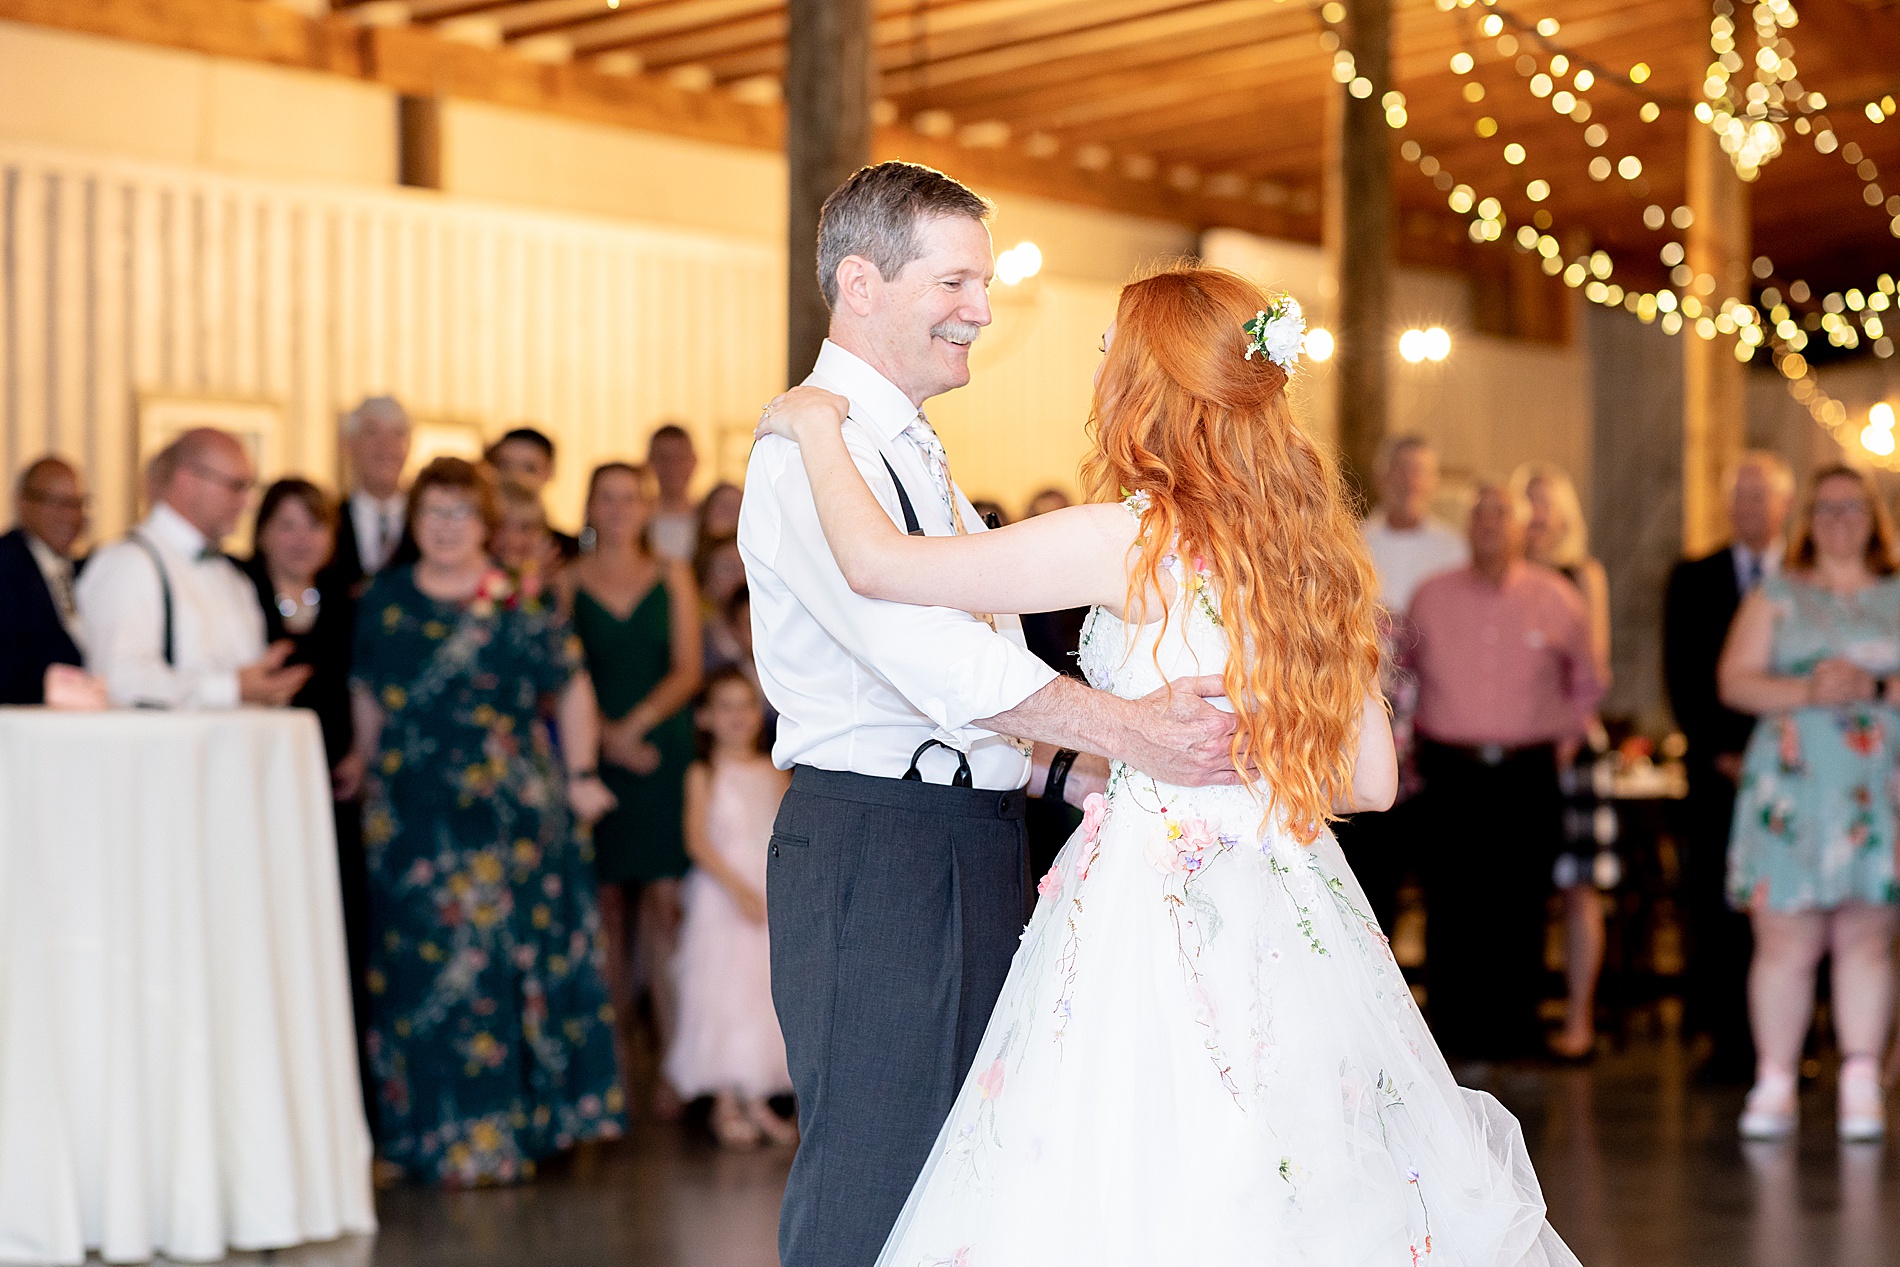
[128,534,176,667]
[880,455,927,537]
[878,454,975,787]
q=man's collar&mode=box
[23,530,70,569]
[809,340,924,443]
[354,487,405,510]
[146,501,211,557]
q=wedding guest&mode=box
[1719,464,1900,1141]
[350,456,623,1184]
[1408,480,1603,1061]
[704,577,746,676]
[664,668,795,1149]
[1025,486,1071,518]
[1362,434,1468,615]
[327,396,414,594]
[77,429,309,710]
[695,534,747,615]
[647,424,699,563]
[1665,450,1792,1084]
[1514,460,1614,1061]
[697,480,743,544]
[556,461,703,1117]
[245,479,372,1117]
[1,456,88,704]
[493,481,562,595]
[488,427,580,560]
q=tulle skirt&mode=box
[877,787,1582,1267]
[664,870,792,1100]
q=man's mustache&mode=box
[931,321,983,347]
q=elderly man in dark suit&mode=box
[1664,449,1794,1083]
[324,395,414,595]
[0,456,89,704]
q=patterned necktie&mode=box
[902,411,994,630]
[904,412,961,532]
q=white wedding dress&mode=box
[875,547,1583,1267]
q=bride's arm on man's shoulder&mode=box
[1337,693,1397,814]
[761,387,1133,616]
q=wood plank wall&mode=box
[0,140,784,542]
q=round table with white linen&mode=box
[0,707,376,1264]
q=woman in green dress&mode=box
[349,457,624,1185]
[1721,463,1900,1143]
[557,461,702,1114]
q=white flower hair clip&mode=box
[1243,296,1305,371]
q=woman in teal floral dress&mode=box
[1720,463,1900,1144]
[347,457,624,1184]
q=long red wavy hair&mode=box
[1083,266,1381,842]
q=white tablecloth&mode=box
[0,708,376,1264]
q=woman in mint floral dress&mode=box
[348,458,624,1185]
[1721,463,1900,1144]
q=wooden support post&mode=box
[785,0,874,385]
[1682,117,1750,557]
[1324,0,1393,504]
[397,95,442,190]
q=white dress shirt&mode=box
[738,340,1058,789]
[649,510,698,564]
[25,531,81,646]
[75,502,268,708]
[350,489,407,576]
[1732,539,1783,593]
[1362,510,1471,615]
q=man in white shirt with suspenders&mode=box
[76,429,309,710]
[740,162,1241,1267]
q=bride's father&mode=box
[738,161,1240,1267]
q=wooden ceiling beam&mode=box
[885,21,1320,119]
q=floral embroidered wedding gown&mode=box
[875,543,1583,1267]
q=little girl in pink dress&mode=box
[664,668,796,1147]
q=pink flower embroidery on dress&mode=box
[976,1058,1005,1100]
[1037,864,1062,901]
[1081,793,1107,843]
[1144,816,1220,874]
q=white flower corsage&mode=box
[1243,296,1305,370]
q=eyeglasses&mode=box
[185,462,255,496]
[1812,499,1871,520]
[418,502,479,523]
[21,490,88,512]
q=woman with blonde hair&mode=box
[1510,460,1613,1062]
[756,266,1580,1265]
[1719,462,1900,1141]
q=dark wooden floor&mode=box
[192,1039,1900,1267]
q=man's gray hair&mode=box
[1470,476,1531,524]
[344,395,411,438]
[1729,448,1795,498]
[816,162,993,309]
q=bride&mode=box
[756,265,1581,1267]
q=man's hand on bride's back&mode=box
[755,386,850,443]
[1125,675,1242,786]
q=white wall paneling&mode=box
[0,141,785,542]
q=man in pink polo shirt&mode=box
[1408,479,1605,1061]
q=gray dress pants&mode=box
[768,765,1028,1267]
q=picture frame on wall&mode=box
[136,393,284,554]
[400,417,488,482]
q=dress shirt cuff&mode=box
[921,636,1059,748]
[199,670,241,710]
